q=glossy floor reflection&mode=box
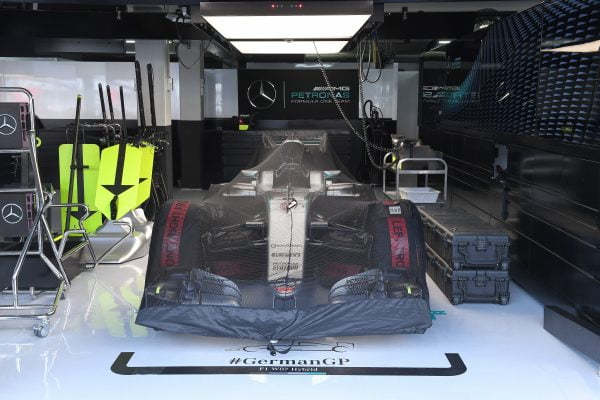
[1,257,598,400]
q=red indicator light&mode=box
[299,3,303,8]
[271,4,275,8]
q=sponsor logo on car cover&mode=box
[161,201,191,267]
[388,206,402,215]
[387,216,410,269]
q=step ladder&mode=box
[0,87,95,337]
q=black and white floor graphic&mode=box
[111,347,466,376]
[1,258,598,400]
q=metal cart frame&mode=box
[382,153,448,203]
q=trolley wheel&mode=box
[451,295,463,305]
[33,320,49,338]
[499,295,510,305]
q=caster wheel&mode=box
[33,321,49,338]
[499,296,509,305]
[452,296,462,305]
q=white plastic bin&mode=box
[398,187,440,203]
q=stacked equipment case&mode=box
[419,207,510,305]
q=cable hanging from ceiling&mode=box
[172,11,214,70]
[313,38,396,171]
[358,31,383,83]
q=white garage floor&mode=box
[1,257,598,400]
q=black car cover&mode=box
[136,131,432,340]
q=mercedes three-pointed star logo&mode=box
[247,80,277,110]
[0,114,17,136]
[1,203,23,224]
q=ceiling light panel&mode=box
[230,40,348,54]
[204,15,370,39]
[198,1,372,39]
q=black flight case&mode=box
[419,207,511,305]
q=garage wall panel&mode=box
[0,60,239,120]
[0,60,137,119]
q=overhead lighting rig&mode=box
[195,1,373,54]
[230,40,348,54]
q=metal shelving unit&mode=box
[0,87,94,337]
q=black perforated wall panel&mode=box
[439,0,599,144]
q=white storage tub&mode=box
[398,187,440,203]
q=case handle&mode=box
[457,242,505,266]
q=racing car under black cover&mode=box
[136,131,432,340]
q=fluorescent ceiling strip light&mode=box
[542,39,600,53]
[230,41,347,54]
[204,15,370,39]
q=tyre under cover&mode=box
[136,132,432,340]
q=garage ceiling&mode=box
[0,1,540,64]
